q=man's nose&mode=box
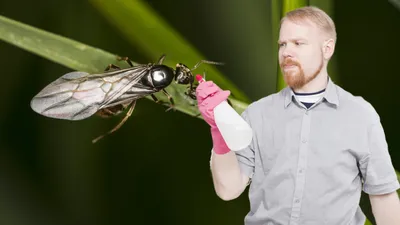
[282,46,294,58]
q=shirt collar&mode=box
[283,76,340,108]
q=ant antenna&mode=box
[191,60,224,71]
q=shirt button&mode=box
[299,169,303,173]
[302,139,307,143]
[295,199,300,203]
[305,110,309,115]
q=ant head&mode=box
[174,63,193,85]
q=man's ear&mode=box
[323,38,335,60]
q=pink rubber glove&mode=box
[195,75,231,154]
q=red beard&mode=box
[280,58,322,89]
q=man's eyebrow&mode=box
[278,38,308,44]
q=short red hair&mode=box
[281,6,337,42]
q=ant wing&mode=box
[30,65,149,120]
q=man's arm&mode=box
[194,78,254,201]
[210,151,250,201]
[370,191,400,225]
[358,108,400,224]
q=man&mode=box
[195,6,400,225]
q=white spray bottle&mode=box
[196,75,253,151]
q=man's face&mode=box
[278,19,325,89]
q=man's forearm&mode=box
[210,151,249,201]
[370,191,400,225]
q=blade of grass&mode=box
[0,15,117,74]
[88,0,250,103]
[0,14,249,117]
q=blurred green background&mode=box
[0,0,399,225]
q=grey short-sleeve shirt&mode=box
[234,77,399,225]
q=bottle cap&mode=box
[195,74,205,83]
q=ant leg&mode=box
[116,56,134,67]
[92,101,136,143]
[151,94,166,105]
[151,93,173,111]
[104,64,121,71]
[161,89,175,112]
[186,85,197,100]
[157,54,166,65]
[151,94,159,103]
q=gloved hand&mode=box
[195,76,231,154]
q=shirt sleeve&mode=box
[234,108,256,179]
[359,121,400,195]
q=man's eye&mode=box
[295,42,303,45]
[279,43,286,47]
